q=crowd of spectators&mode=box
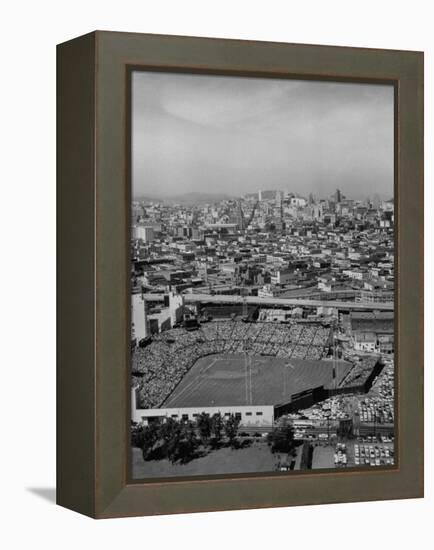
[338,356,378,388]
[132,320,330,408]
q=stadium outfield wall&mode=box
[274,358,384,417]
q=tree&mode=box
[267,420,295,454]
[133,418,202,464]
[131,424,145,448]
[196,412,212,446]
[168,421,198,464]
[131,422,160,460]
[210,412,224,447]
[299,441,313,470]
[224,414,241,447]
[159,417,181,444]
[160,419,183,463]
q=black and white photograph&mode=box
[130,71,395,479]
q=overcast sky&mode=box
[132,71,394,200]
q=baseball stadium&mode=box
[131,319,381,425]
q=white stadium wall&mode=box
[132,404,274,427]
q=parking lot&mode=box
[352,436,394,467]
[309,435,394,470]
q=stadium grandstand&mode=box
[132,320,335,408]
[133,323,384,436]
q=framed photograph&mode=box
[57,31,423,518]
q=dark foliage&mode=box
[300,441,313,470]
[132,411,244,463]
[267,421,296,454]
[196,412,212,445]
[224,414,241,447]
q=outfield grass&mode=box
[163,353,352,408]
[132,441,279,479]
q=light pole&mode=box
[324,410,331,446]
[373,405,378,441]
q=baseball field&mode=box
[162,353,352,408]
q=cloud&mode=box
[132,71,393,199]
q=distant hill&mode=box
[135,191,235,205]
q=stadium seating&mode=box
[133,320,330,408]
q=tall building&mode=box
[310,203,324,221]
[275,190,283,207]
[236,200,245,230]
[168,291,185,326]
[132,293,148,341]
[134,225,155,242]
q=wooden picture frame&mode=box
[57,31,423,518]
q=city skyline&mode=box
[132,71,394,201]
[132,188,392,204]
